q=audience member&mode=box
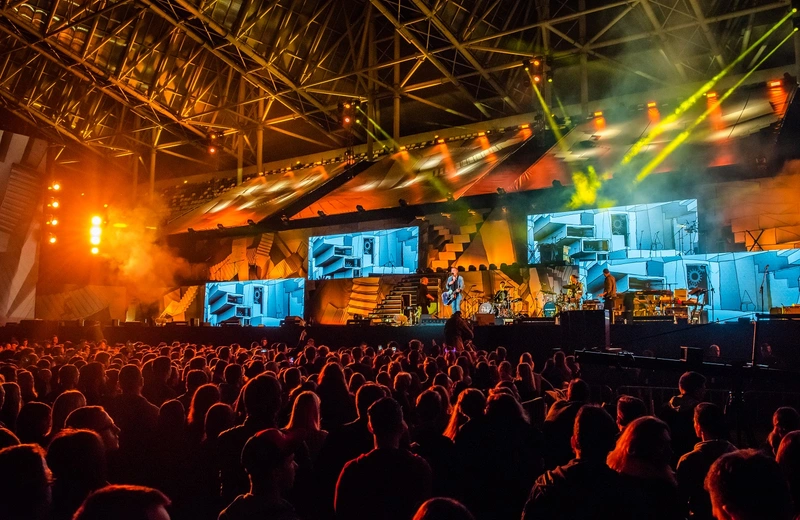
[47,429,108,520]
[677,403,736,520]
[608,416,683,520]
[543,378,590,468]
[522,405,625,520]
[50,390,87,438]
[616,395,648,432]
[15,401,51,446]
[0,443,52,520]
[65,405,121,452]
[218,429,300,520]
[661,371,706,460]
[412,498,475,520]
[777,430,800,519]
[218,373,283,502]
[706,450,792,520]
[335,397,432,520]
[73,485,171,520]
[767,406,800,457]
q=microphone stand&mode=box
[759,267,769,313]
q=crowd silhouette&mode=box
[0,336,797,520]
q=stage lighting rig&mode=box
[337,101,358,129]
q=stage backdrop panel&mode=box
[528,199,699,264]
[308,227,419,280]
[204,279,304,326]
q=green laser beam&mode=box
[621,9,796,166]
[635,28,798,183]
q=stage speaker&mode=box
[420,316,447,325]
[686,264,709,291]
[474,313,495,326]
[560,310,609,352]
[611,214,629,236]
[253,286,263,305]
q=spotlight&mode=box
[768,79,783,88]
[519,124,530,129]
[497,187,506,195]
[217,223,224,230]
[48,234,57,244]
[522,59,531,71]
[187,228,195,233]
[593,111,603,118]
[247,219,256,226]
[50,218,58,226]
[48,199,59,208]
[91,247,99,255]
[706,91,718,98]
[90,227,102,237]
[533,75,541,83]
[477,131,486,137]
[91,216,102,226]
[208,145,217,154]
[436,138,445,144]
[398,199,408,207]
[317,210,326,218]
[356,205,365,213]
[647,101,657,108]
[90,236,101,245]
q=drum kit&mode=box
[463,286,524,319]
[538,284,584,317]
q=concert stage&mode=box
[4,317,800,368]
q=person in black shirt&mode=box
[335,397,432,520]
[444,312,474,353]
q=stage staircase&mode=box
[345,277,382,317]
[159,286,200,320]
[371,274,439,319]
[427,213,484,271]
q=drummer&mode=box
[567,274,583,304]
[494,282,509,303]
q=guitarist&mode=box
[444,266,465,313]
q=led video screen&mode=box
[528,200,698,264]
[204,279,305,326]
[308,227,419,280]
[579,249,800,321]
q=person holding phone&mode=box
[443,266,465,313]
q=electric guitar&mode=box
[442,287,461,305]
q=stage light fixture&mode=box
[522,59,531,71]
[51,218,58,226]
[593,111,603,117]
[706,91,718,98]
[768,79,783,88]
[217,223,224,230]
[519,123,530,129]
[477,131,486,137]
[247,219,256,226]
[91,216,102,226]
[497,187,506,195]
[647,101,657,108]
[90,227,101,237]
[208,145,217,154]
[48,234,57,244]
[91,247,99,255]
[317,210,326,218]
[533,75,541,83]
[356,205,365,213]
[399,199,408,207]
[90,236,101,245]
[436,138,445,144]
